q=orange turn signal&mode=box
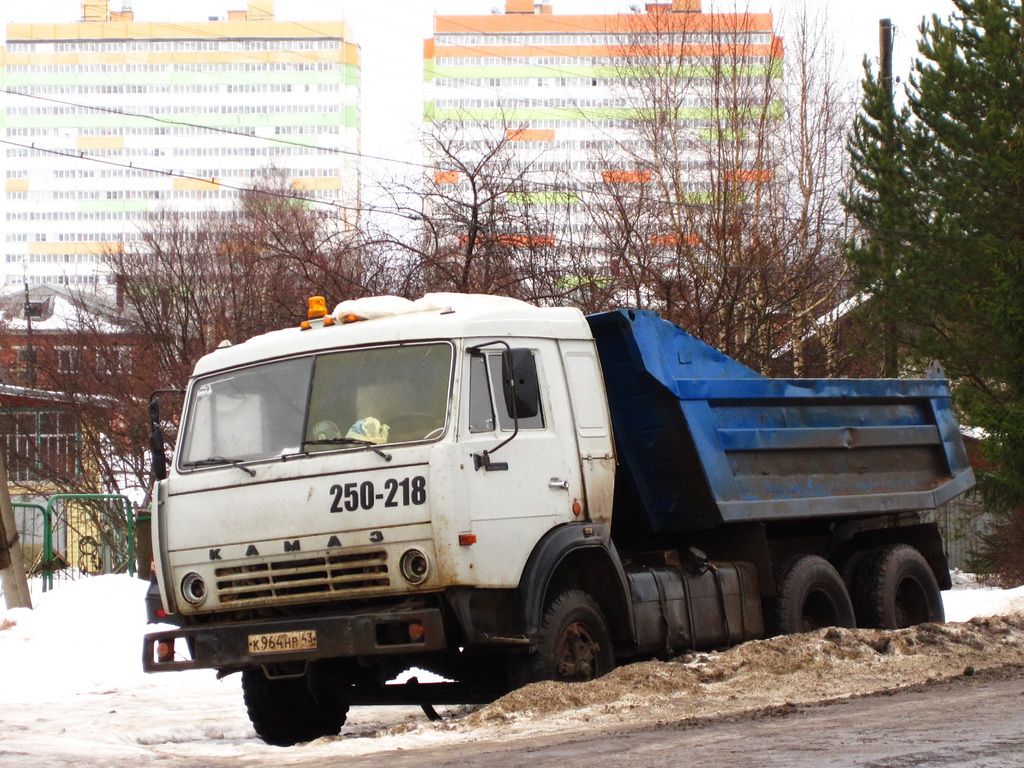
[156,640,174,662]
[459,533,477,546]
[408,622,425,642]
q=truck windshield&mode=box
[179,343,452,467]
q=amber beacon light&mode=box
[301,296,331,329]
[307,296,327,319]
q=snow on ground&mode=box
[0,576,437,767]
[943,575,1024,622]
[2,574,1024,767]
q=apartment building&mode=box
[424,0,783,245]
[1,0,360,289]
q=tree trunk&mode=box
[0,449,33,610]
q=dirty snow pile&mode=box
[464,573,1024,734]
[467,616,1024,736]
[1,574,1024,766]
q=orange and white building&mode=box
[425,0,783,239]
[1,0,359,289]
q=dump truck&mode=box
[143,293,975,745]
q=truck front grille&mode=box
[215,550,389,606]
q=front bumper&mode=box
[142,606,447,672]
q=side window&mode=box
[468,351,546,434]
[468,354,495,433]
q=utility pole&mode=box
[880,18,894,100]
[0,448,33,610]
[879,18,898,378]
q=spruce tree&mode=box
[845,0,1024,581]
[843,62,914,377]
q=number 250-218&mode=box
[329,476,427,513]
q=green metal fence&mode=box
[39,494,135,592]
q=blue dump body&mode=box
[587,309,976,536]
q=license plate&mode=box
[248,630,317,655]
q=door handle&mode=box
[548,478,569,490]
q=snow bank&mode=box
[0,575,151,699]
[944,583,1024,622]
[0,576,431,767]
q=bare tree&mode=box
[771,4,858,376]
[370,119,590,302]
[589,3,855,374]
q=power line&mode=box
[2,127,985,252]
[8,132,957,259]
[0,44,849,229]
[0,85,807,223]
[0,137,362,214]
[1,85,375,160]
[2,118,859,233]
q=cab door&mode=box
[457,338,583,587]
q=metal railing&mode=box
[9,501,46,581]
[39,494,135,592]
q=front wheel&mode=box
[241,668,349,746]
[511,589,615,688]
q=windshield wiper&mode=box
[183,456,256,477]
[302,437,393,462]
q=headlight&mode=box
[180,572,207,605]
[399,549,429,585]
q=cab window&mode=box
[468,351,544,433]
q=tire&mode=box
[511,589,615,688]
[771,554,856,635]
[241,668,349,746]
[854,544,945,629]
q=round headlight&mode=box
[399,549,429,585]
[180,572,207,605]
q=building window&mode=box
[56,347,81,375]
[98,346,132,377]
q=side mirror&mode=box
[149,397,167,481]
[501,348,540,420]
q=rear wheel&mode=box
[771,554,856,635]
[854,544,944,629]
[241,668,349,746]
[511,589,615,688]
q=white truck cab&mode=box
[153,294,613,620]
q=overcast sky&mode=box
[3,0,957,184]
